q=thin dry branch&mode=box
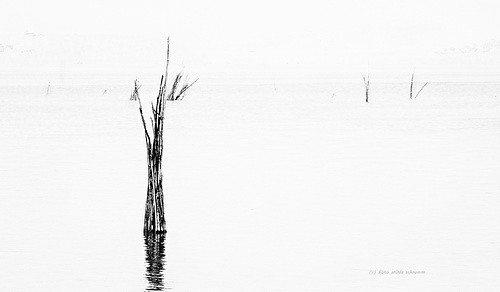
[178,78,198,100]
[414,82,429,99]
[137,95,151,153]
[410,71,415,99]
[130,79,141,100]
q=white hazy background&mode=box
[2,0,500,77]
[1,1,500,292]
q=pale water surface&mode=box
[1,74,499,291]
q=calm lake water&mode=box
[1,73,499,291]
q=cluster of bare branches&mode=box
[166,71,197,101]
[137,38,196,234]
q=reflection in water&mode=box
[144,233,167,291]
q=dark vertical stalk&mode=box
[362,73,370,103]
[410,71,415,99]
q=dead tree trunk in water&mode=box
[137,38,196,234]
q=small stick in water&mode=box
[130,79,141,100]
[362,73,370,103]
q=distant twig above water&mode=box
[362,72,370,103]
[410,70,429,99]
[130,79,140,100]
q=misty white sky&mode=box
[1,0,500,76]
